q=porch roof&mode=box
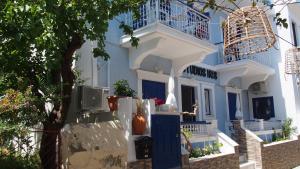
[215,59,275,89]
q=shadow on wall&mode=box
[61,118,128,169]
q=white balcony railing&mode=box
[181,121,217,135]
[125,0,210,40]
[243,119,282,131]
[223,52,272,67]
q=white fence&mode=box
[124,0,210,40]
[243,119,282,131]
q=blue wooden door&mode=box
[228,92,237,120]
[151,115,181,169]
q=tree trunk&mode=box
[39,123,61,169]
[39,34,83,169]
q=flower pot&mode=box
[132,113,146,135]
[107,96,118,112]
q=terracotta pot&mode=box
[132,113,146,135]
[107,96,118,112]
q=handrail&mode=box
[124,0,210,40]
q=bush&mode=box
[113,80,136,97]
[189,142,223,158]
[0,151,41,169]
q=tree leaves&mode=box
[274,13,288,28]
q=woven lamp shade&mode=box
[223,6,276,59]
[285,47,300,74]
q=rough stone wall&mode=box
[232,120,248,155]
[182,154,190,169]
[245,130,263,169]
[188,147,240,169]
[127,159,152,169]
[261,135,300,169]
[60,121,128,169]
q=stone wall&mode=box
[232,120,300,169]
[245,130,263,169]
[232,120,248,155]
[127,159,152,169]
[261,135,300,169]
[188,148,240,169]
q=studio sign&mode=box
[184,65,217,80]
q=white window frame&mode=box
[201,82,216,120]
[137,69,169,99]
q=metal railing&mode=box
[217,43,272,67]
[222,52,272,67]
[125,0,210,40]
[243,119,282,131]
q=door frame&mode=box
[225,87,243,122]
[178,77,201,120]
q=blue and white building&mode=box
[72,0,300,168]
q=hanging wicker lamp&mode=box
[223,6,276,60]
[285,47,300,75]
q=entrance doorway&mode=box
[181,85,196,122]
[228,92,237,121]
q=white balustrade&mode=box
[244,119,282,131]
[125,0,210,40]
[181,122,211,135]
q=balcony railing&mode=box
[181,121,213,135]
[217,44,272,67]
[124,0,210,40]
[243,119,282,131]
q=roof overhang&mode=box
[216,59,275,89]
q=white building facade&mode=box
[75,0,300,139]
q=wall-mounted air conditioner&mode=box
[78,85,110,112]
[249,82,268,95]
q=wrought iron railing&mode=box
[217,43,272,67]
[124,0,210,40]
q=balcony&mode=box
[121,0,217,76]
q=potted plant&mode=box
[132,99,147,135]
[107,79,136,111]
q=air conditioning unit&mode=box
[78,85,110,111]
[249,82,268,94]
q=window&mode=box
[252,96,275,120]
[142,80,166,101]
[292,22,298,47]
[204,89,212,115]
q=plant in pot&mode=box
[107,79,136,112]
[132,99,147,135]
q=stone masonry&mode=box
[261,135,300,169]
[187,148,240,169]
[232,120,300,169]
[127,159,152,169]
[182,146,240,169]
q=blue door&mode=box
[151,115,181,169]
[228,92,237,120]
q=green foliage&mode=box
[282,118,297,139]
[0,151,41,169]
[189,142,223,158]
[274,13,288,28]
[182,128,192,140]
[113,80,136,97]
[0,1,144,167]
[264,119,297,144]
